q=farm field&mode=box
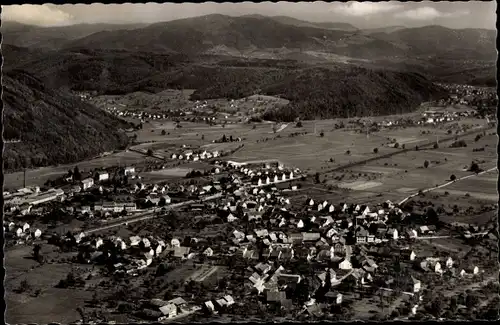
[5,245,94,324]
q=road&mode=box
[83,193,223,235]
[398,166,497,205]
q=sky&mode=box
[2,1,497,30]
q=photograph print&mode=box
[1,1,499,324]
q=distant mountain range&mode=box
[2,14,496,61]
[1,14,496,171]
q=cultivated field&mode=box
[5,245,94,324]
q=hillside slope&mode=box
[2,69,132,171]
[260,66,448,121]
[1,21,148,49]
[3,16,495,62]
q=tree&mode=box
[16,279,31,293]
[73,166,82,181]
[320,131,325,137]
[230,135,233,142]
[424,160,430,168]
[314,172,321,184]
[415,145,419,151]
[161,130,166,136]
[466,294,480,309]
[450,174,457,181]
[147,149,153,156]
[346,150,351,155]
[201,134,205,140]
[394,142,400,149]
[222,134,227,142]
[433,142,439,149]
[402,144,406,149]
[33,244,43,263]
[469,162,481,173]
[296,121,303,127]
[373,148,379,154]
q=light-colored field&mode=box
[339,181,383,191]
[144,167,192,177]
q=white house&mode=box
[171,238,181,247]
[387,228,399,240]
[34,229,42,238]
[227,213,238,222]
[445,257,454,269]
[22,222,30,232]
[339,258,352,270]
[81,178,94,190]
[129,236,141,246]
[98,172,109,182]
[159,304,177,318]
[203,247,214,257]
[410,276,421,293]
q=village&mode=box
[4,153,499,323]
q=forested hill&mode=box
[258,66,448,121]
[2,69,132,171]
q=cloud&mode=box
[394,7,470,21]
[331,2,402,16]
[2,4,74,26]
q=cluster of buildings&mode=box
[170,149,220,161]
[436,83,497,108]
[3,221,43,244]
[6,153,492,321]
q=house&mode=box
[325,291,343,305]
[203,300,216,314]
[227,213,238,222]
[339,258,352,270]
[255,263,272,274]
[409,276,421,293]
[33,229,42,238]
[466,266,479,275]
[203,247,214,257]
[445,257,454,269]
[173,246,190,258]
[97,172,109,182]
[356,228,369,243]
[421,259,442,274]
[400,249,417,261]
[288,233,303,243]
[81,178,94,190]
[223,295,235,306]
[387,228,399,240]
[266,291,287,304]
[406,229,418,239]
[419,226,430,235]
[124,166,135,175]
[22,222,30,232]
[302,232,321,242]
[159,304,177,318]
[306,303,323,317]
